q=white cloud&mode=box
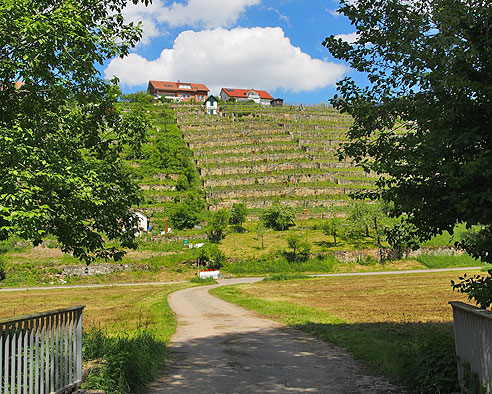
[122,0,261,43]
[334,32,359,44]
[105,27,347,94]
[156,0,261,28]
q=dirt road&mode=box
[147,278,407,393]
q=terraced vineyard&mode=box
[175,102,378,216]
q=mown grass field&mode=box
[0,283,190,337]
[211,270,479,393]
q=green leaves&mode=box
[324,0,492,263]
[0,0,149,263]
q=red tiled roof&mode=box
[15,81,24,89]
[221,88,273,100]
[148,80,209,92]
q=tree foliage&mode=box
[230,203,249,226]
[324,0,492,263]
[260,204,296,232]
[321,217,343,246]
[197,244,227,270]
[207,209,230,243]
[169,194,204,230]
[0,0,150,262]
[286,235,311,262]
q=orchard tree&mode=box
[230,202,249,227]
[286,235,311,262]
[207,209,231,243]
[260,203,296,235]
[0,0,150,262]
[322,217,344,246]
[324,0,492,262]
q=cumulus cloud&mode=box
[122,0,261,43]
[105,27,347,94]
[334,32,359,44]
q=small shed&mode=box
[204,95,218,115]
[271,98,284,107]
[134,210,149,233]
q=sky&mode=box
[104,0,365,104]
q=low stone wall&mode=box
[62,263,150,276]
[150,234,208,243]
[333,246,464,263]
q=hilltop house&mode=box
[220,88,273,105]
[204,95,218,115]
[147,80,209,102]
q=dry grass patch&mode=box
[0,283,190,333]
[238,270,475,323]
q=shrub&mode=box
[197,244,227,270]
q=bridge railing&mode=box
[450,301,492,392]
[0,305,85,394]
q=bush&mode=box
[83,328,167,394]
[198,244,227,270]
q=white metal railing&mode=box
[449,301,492,392]
[0,306,85,394]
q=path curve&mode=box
[148,278,408,393]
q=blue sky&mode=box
[105,0,364,104]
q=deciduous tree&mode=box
[0,0,150,262]
[324,0,492,262]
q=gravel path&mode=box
[147,278,408,393]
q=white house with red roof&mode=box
[220,88,274,105]
[147,80,209,102]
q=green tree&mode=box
[207,209,231,243]
[0,0,149,262]
[346,200,373,238]
[260,203,296,234]
[286,235,311,262]
[120,91,155,104]
[383,222,420,258]
[322,216,344,246]
[169,194,205,230]
[323,0,492,262]
[230,203,249,226]
[121,106,152,159]
[256,222,266,250]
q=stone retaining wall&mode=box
[63,263,150,276]
[333,246,464,263]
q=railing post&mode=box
[75,309,83,383]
